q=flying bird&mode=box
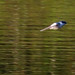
[40,21,67,31]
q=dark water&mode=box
[0,0,75,75]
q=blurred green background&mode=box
[0,0,75,75]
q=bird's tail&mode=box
[40,26,50,31]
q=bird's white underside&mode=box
[49,26,58,30]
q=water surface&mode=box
[0,0,75,75]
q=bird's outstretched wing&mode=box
[50,23,57,27]
[40,23,57,31]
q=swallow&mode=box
[40,21,67,31]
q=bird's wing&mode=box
[40,23,57,31]
[50,23,57,27]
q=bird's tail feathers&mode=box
[40,26,50,31]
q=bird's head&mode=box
[60,21,67,24]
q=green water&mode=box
[0,0,75,75]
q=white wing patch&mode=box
[40,23,58,31]
[50,23,57,27]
